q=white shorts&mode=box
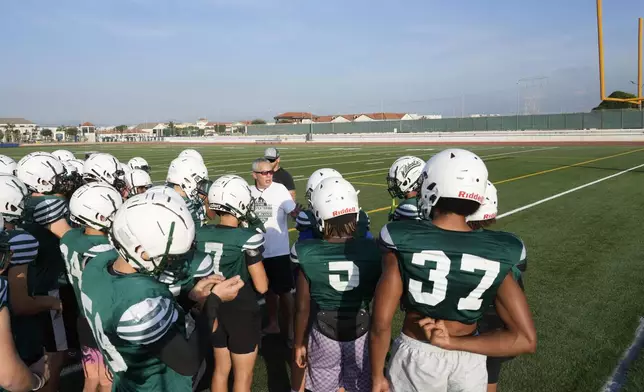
[386,333,487,392]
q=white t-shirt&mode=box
[250,182,296,258]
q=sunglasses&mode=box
[254,170,274,176]
[266,158,277,163]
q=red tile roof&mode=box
[274,112,315,120]
[82,122,95,126]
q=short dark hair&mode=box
[431,197,481,218]
[467,218,497,230]
[322,214,357,239]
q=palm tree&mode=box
[168,121,176,136]
[5,124,15,143]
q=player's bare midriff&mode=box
[402,311,477,342]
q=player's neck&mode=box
[405,191,417,199]
[432,214,472,232]
[84,227,105,236]
[4,222,14,231]
[219,214,239,228]
[113,257,137,275]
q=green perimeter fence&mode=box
[247,109,644,136]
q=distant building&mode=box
[274,112,315,124]
[0,117,37,142]
[80,122,96,142]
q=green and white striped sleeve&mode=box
[116,296,178,345]
[33,198,69,225]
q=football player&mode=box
[17,152,74,392]
[0,214,50,392]
[80,192,244,391]
[370,148,536,392]
[197,174,268,392]
[0,155,17,175]
[124,169,153,197]
[61,182,123,392]
[291,177,382,392]
[82,152,128,198]
[0,174,57,379]
[386,156,424,221]
[466,181,527,392]
[166,156,210,227]
[127,157,151,173]
[296,168,372,240]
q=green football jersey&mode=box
[380,220,526,324]
[182,195,206,228]
[59,228,113,309]
[158,250,215,296]
[390,198,421,221]
[195,224,265,283]
[295,209,371,239]
[22,195,68,294]
[81,251,191,392]
[290,238,382,312]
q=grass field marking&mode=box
[495,148,644,185]
[602,317,644,392]
[480,146,559,159]
[341,147,562,181]
[497,163,644,219]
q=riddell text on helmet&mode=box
[483,213,497,219]
[458,191,484,203]
[332,207,357,216]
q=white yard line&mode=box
[602,317,644,392]
[497,163,644,219]
[483,146,558,159]
[366,161,384,165]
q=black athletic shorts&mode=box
[487,355,514,384]
[211,288,261,354]
[264,255,294,294]
[77,317,98,349]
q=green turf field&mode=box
[5,143,644,392]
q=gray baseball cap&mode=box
[264,147,280,160]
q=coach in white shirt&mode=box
[250,157,299,337]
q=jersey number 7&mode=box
[410,250,500,311]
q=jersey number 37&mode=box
[410,250,500,311]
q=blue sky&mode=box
[1,0,643,125]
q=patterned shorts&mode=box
[306,326,371,392]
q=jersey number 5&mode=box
[328,261,359,292]
[410,251,500,311]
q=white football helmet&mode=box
[0,175,29,222]
[178,149,204,164]
[310,177,360,232]
[83,153,126,191]
[128,157,151,173]
[387,156,425,199]
[146,185,188,206]
[70,182,123,231]
[52,150,75,162]
[207,175,253,220]
[17,152,66,194]
[306,168,342,203]
[63,159,85,174]
[125,169,153,196]
[110,191,195,274]
[467,181,498,222]
[166,157,209,202]
[418,148,488,220]
[0,155,17,176]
